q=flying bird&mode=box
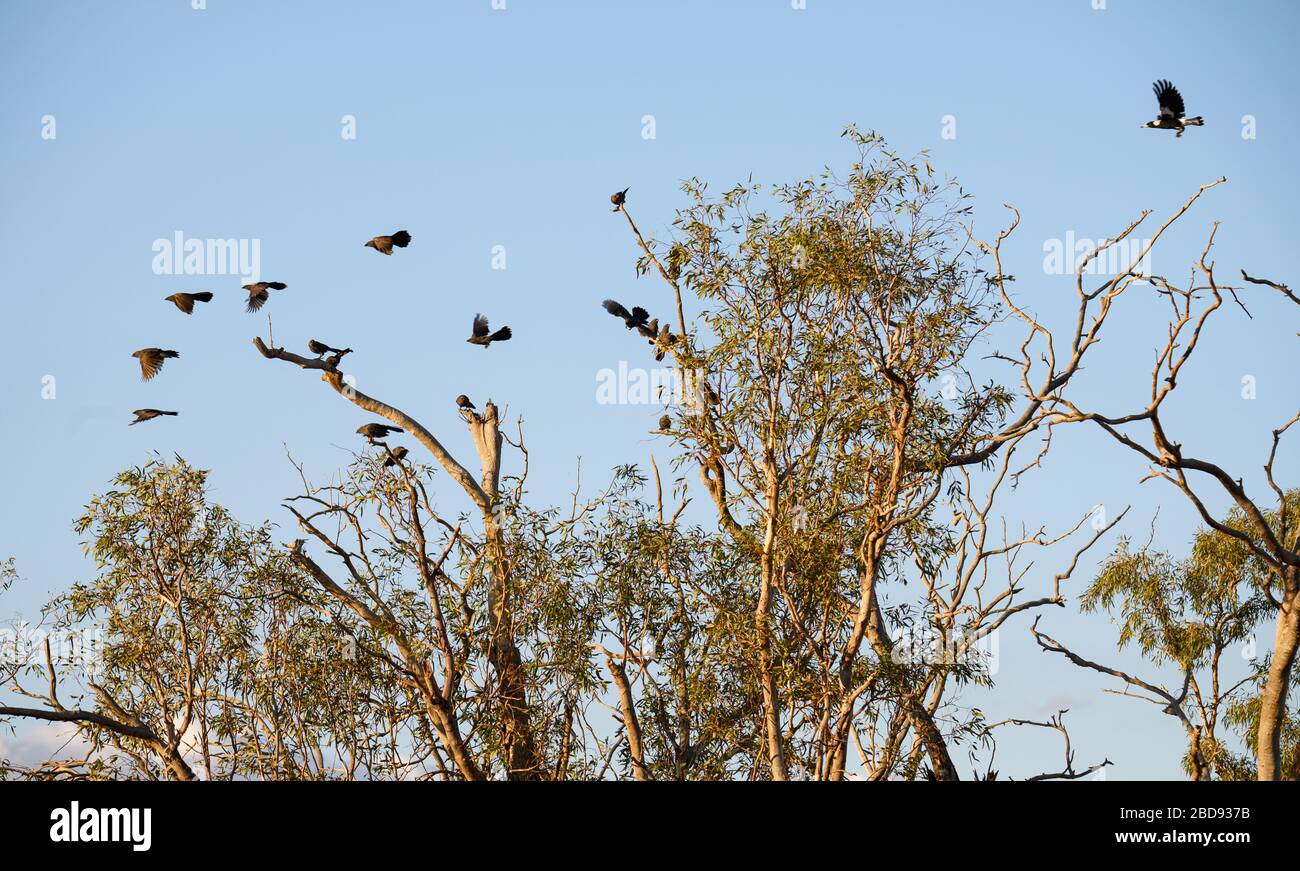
[357,423,404,440]
[130,409,178,425]
[1143,80,1203,138]
[243,281,287,312]
[602,299,650,330]
[132,348,179,381]
[467,313,512,347]
[456,394,476,411]
[384,446,410,468]
[365,230,412,255]
[610,187,629,210]
[164,292,213,314]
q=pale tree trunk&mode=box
[1258,577,1299,781]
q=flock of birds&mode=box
[128,192,681,441]
[128,80,1200,430]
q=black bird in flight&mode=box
[467,313,512,347]
[243,281,288,312]
[308,339,351,357]
[132,348,179,381]
[384,446,410,467]
[456,394,476,411]
[1143,80,1203,138]
[164,292,213,314]
[365,230,412,255]
[130,409,178,425]
[602,299,650,330]
[357,423,404,440]
[610,187,629,210]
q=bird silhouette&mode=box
[243,281,287,312]
[164,292,213,314]
[132,348,179,381]
[610,187,629,210]
[384,446,410,467]
[130,409,178,425]
[456,394,476,411]
[308,339,351,357]
[357,423,404,440]
[637,317,659,340]
[602,299,650,330]
[467,313,512,347]
[365,230,412,255]
[1143,80,1203,138]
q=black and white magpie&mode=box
[1143,80,1203,138]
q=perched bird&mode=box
[308,339,351,357]
[384,446,410,468]
[164,292,213,314]
[243,281,287,312]
[637,317,659,340]
[130,409,178,426]
[132,348,179,381]
[365,230,412,255]
[653,323,677,361]
[467,313,512,347]
[658,414,672,431]
[1143,80,1203,138]
[357,423,404,440]
[610,187,629,210]
[456,394,476,411]
[602,299,650,330]
[323,349,352,368]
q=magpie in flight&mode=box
[602,299,650,330]
[164,292,213,314]
[467,313,512,347]
[1143,80,1203,138]
[132,348,179,381]
[357,423,404,440]
[130,409,178,425]
[365,230,412,255]
[243,281,288,312]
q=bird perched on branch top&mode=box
[357,423,403,440]
[467,313,512,347]
[365,230,412,255]
[130,409,178,425]
[164,292,213,314]
[243,281,287,312]
[610,187,629,210]
[132,348,179,381]
[308,339,351,357]
[383,446,409,468]
[1143,80,1203,138]
[602,299,650,331]
[456,394,476,411]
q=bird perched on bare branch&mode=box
[323,349,352,368]
[365,230,412,255]
[384,446,409,467]
[164,292,213,314]
[357,423,404,441]
[610,187,629,210]
[243,281,287,312]
[602,299,650,331]
[130,409,178,425]
[1143,80,1203,138]
[308,339,351,358]
[467,314,512,347]
[132,348,179,381]
[456,394,476,411]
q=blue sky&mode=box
[1,0,1297,779]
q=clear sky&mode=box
[1,0,1297,779]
